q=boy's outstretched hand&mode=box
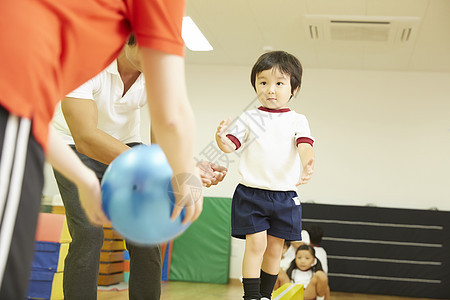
[215,118,236,153]
[297,158,314,186]
[216,118,230,141]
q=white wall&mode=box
[186,64,450,211]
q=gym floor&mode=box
[97,280,439,300]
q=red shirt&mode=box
[0,0,185,150]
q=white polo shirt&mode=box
[226,107,314,191]
[53,60,147,145]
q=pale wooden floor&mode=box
[97,280,439,300]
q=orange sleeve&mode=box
[126,0,186,57]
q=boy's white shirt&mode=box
[52,60,147,145]
[228,108,314,191]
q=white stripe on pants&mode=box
[0,115,31,288]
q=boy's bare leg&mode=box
[259,235,284,299]
[260,235,284,299]
[243,231,267,277]
[242,231,267,300]
[261,235,284,274]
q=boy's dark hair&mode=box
[286,244,323,280]
[250,50,303,95]
[128,33,136,46]
[305,224,324,245]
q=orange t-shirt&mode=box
[0,0,185,150]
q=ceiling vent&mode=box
[304,15,420,45]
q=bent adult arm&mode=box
[61,98,131,165]
[46,126,109,226]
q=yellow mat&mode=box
[272,283,304,299]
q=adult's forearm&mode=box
[73,129,130,165]
[46,126,107,226]
[141,48,197,177]
[46,126,96,185]
[150,103,197,175]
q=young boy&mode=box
[216,51,315,300]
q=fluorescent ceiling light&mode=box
[182,16,213,51]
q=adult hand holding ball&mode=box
[101,144,201,245]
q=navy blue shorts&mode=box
[231,184,302,241]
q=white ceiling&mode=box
[185,0,450,72]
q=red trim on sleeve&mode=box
[296,137,314,147]
[226,134,241,150]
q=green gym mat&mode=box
[169,197,231,284]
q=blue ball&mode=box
[101,144,190,245]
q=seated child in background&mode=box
[280,230,310,272]
[275,230,310,290]
[278,244,330,300]
[305,224,328,274]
